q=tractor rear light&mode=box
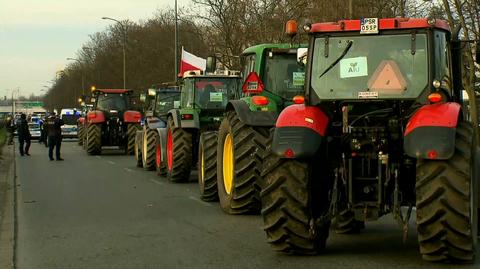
[284,148,295,158]
[427,149,438,159]
[428,92,442,103]
[252,96,269,106]
[292,95,305,104]
[351,152,357,157]
[182,114,193,120]
[88,113,96,119]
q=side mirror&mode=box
[139,93,146,102]
[90,98,95,103]
[297,48,308,66]
[206,56,216,73]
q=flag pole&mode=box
[174,0,179,82]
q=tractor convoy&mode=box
[75,17,479,264]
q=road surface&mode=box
[11,141,480,269]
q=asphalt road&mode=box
[13,140,480,269]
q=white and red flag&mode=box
[179,47,206,75]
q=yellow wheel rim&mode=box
[200,146,205,184]
[223,133,234,195]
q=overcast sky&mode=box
[0,0,190,98]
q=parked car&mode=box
[28,122,41,139]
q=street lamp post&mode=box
[102,17,127,89]
[66,57,85,104]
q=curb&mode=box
[0,143,15,269]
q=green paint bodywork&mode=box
[240,43,307,112]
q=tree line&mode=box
[43,0,479,110]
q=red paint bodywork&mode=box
[78,117,85,124]
[276,104,329,136]
[94,89,132,94]
[87,111,105,124]
[123,110,142,123]
[404,102,460,136]
[311,18,449,33]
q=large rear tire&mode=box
[333,208,365,234]
[155,134,167,176]
[142,128,157,170]
[77,124,84,145]
[134,131,143,168]
[166,117,193,183]
[261,158,331,254]
[86,124,101,155]
[416,122,478,263]
[198,131,218,202]
[126,124,139,155]
[217,111,269,214]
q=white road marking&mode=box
[149,178,164,186]
[188,196,212,207]
[108,161,116,165]
[124,168,133,172]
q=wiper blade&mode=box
[319,40,353,78]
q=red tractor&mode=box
[261,18,479,263]
[85,89,141,155]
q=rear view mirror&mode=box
[206,56,216,73]
[297,48,308,66]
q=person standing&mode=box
[46,112,64,161]
[17,113,31,156]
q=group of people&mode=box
[12,112,65,161]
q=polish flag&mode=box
[179,47,206,75]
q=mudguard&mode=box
[87,111,105,124]
[226,100,278,127]
[404,102,460,159]
[124,110,142,123]
[156,127,168,164]
[145,117,167,129]
[272,104,329,158]
[167,109,200,129]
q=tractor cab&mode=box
[143,83,181,122]
[181,70,242,115]
[92,89,132,118]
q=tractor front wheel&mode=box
[134,131,143,167]
[416,122,478,263]
[126,124,140,155]
[77,124,84,145]
[166,117,193,182]
[155,134,167,176]
[198,131,218,202]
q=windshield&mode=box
[61,114,79,125]
[155,92,180,115]
[264,53,305,99]
[311,33,428,100]
[28,123,40,130]
[96,94,128,111]
[183,77,240,110]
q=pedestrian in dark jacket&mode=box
[17,113,31,156]
[46,112,64,161]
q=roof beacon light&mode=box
[285,20,298,37]
[292,95,305,104]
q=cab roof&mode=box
[311,18,450,33]
[93,89,132,94]
[242,43,307,55]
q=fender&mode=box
[167,109,182,128]
[87,110,105,124]
[124,110,142,123]
[226,100,278,127]
[404,102,460,159]
[156,127,168,164]
[273,104,329,158]
[145,116,166,129]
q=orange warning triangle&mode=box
[367,60,407,93]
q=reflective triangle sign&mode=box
[367,60,407,93]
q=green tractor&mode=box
[166,71,242,197]
[134,84,181,174]
[216,43,307,214]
